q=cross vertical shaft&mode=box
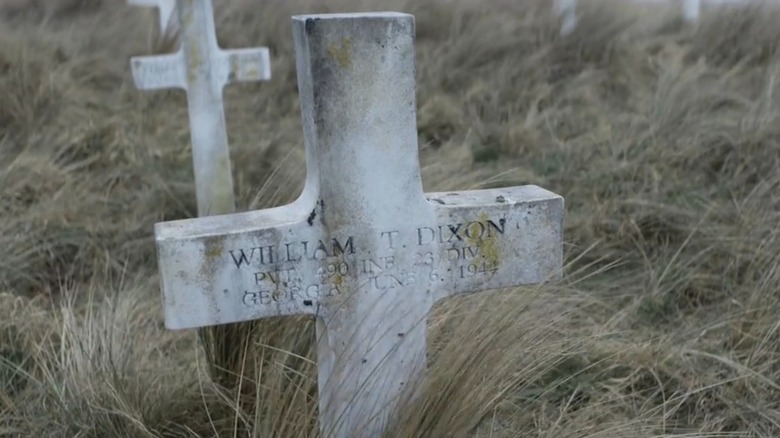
[178,0,234,216]
[293,14,432,437]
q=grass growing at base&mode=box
[3,0,780,436]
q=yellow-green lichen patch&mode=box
[203,236,224,261]
[467,212,501,270]
[199,236,226,285]
[329,259,347,290]
[187,43,201,84]
[327,38,352,69]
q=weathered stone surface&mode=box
[130,0,271,217]
[157,185,562,327]
[155,12,563,438]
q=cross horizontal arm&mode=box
[424,185,563,301]
[130,53,186,91]
[156,184,563,330]
[220,48,272,85]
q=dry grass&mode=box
[2,0,780,436]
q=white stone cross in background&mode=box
[555,0,716,34]
[129,0,178,36]
[154,12,564,438]
[683,0,702,21]
[130,0,271,217]
[555,0,578,35]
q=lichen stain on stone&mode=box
[204,237,223,260]
[468,212,501,270]
[199,236,225,312]
[245,66,259,80]
[332,269,345,289]
[180,2,200,84]
[229,55,239,81]
[209,155,235,215]
[187,43,201,84]
[328,256,346,292]
[327,38,352,68]
[229,56,259,82]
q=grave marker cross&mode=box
[684,0,702,22]
[130,0,271,216]
[555,0,577,36]
[155,12,564,438]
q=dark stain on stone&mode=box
[305,18,318,36]
[303,300,313,306]
[307,208,317,226]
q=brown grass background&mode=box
[2,0,780,436]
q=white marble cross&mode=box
[129,0,178,36]
[683,0,702,22]
[555,0,578,36]
[155,12,563,438]
[130,0,271,217]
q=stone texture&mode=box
[155,12,563,438]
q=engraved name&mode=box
[229,237,355,268]
[416,219,506,245]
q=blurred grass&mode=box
[2,0,780,436]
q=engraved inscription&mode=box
[417,219,505,245]
[225,217,510,309]
[254,267,297,286]
[243,284,342,307]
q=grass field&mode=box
[3,0,780,436]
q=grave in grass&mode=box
[154,12,564,438]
